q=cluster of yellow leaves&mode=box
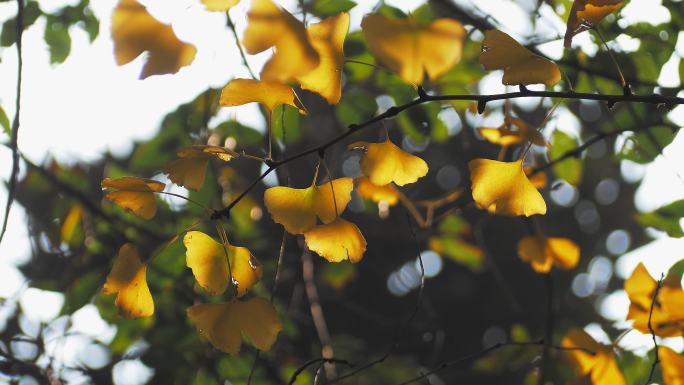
[517,235,580,273]
[111,0,196,79]
[562,328,626,385]
[565,0,625,47]
[625,263,684,336]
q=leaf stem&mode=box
[594,26,629,94]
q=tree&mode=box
[1,0,684,384]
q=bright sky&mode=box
[0,0,683,381]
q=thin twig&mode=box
[594,26,629,93]
[212,89,684,220]
[288,358,353,385]
[0,0,25,246]
[644,273,665,385]
[302,249,337,380]
[226,11,257,80]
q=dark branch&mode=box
[0,0,25,246]
[644,274,665,385]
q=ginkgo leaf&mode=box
[517,235,580,273]
[525,167,548,189]
[624,263,684,337]
[220,78,306,114]
[561,328,626,385]
[295,12,349,105]
[479,117,547,147]
[102,244,154,319]
[264,177,353,234]
[201,0,239,11]
[183,231,262,297]
[187,297,282,354]
[468,159,546,216]
[564,0,624,48]
[356,177,399,206]
[480,30,561,87]
[163,145,238,191]
[111,0,196,79]
[660,346,684,385]
[101,176,165,220]
[304,217,367,263]
[361,14,465,85]
[350,139,428,187]
[243,0,319,82]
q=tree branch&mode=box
[0,0,25,247]
[644,274,665,385]
[212,89,684,220]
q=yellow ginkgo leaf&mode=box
[295,12,349,105]
[468,159,546,216]
[517,235,580,273]
[102,244,154,319]
[356,177,400,206]
[479,117,547,147]
[660,346,684,385]
[525,167,547,189]
[61,204,84,246]
[304,217,367,263]
[624,263,684,337]
[562,328,626,385]
[243,0,319,82]
[163,145,238,191]
[183,231,262,297]
[187,297,282,354]
[480,30,561,87]
[201,0,239,11]
[350,139,428,187]
[264,177,353,234]
[220,78,306,113]
[101,176,165,220]
[361,14,465,85]
[111,0,196,79]
[565,0,624,48]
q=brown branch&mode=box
[212,89,684,220]
[394,340,594,385]
[302,249,337,380]
[0,0,25,246]
[644,274,665,385]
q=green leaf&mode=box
[45,17,72,64]
[429,236,483,271]
[617,126,678,164]
[1,1,42,47]
[60,270,102,315]
[336,88,377,127]
[549,130,582,186]
[636,199,684,237]
[312,0,355,18]
[0,105,10,137]
[271,104,301,145]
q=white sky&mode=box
[0,0,683,377]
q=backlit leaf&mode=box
[102,244,154,319]
[549,130,583,186]
[304,217,367,263]
[220,78,306,113]
[361,13,465,85]
[101,176,165,220]
[479,117,546,147]
[480,30,560,87]
[660,346,684,385]
[636,199,684,238]
[201,0,240,11]
[564,0,624,48]
[187,297,282,354]
[111,0,196,79]
[163,145,238,191]
[296,12,349,105]
[350,139,428,186]
[617,126,677,164]
[468,159,546,216]
[264,178,353,234]
[356,177,400,206]
[561,328,626,385]
[243,0,319,82]
[183,231,262,297]
[517,236,580,273]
